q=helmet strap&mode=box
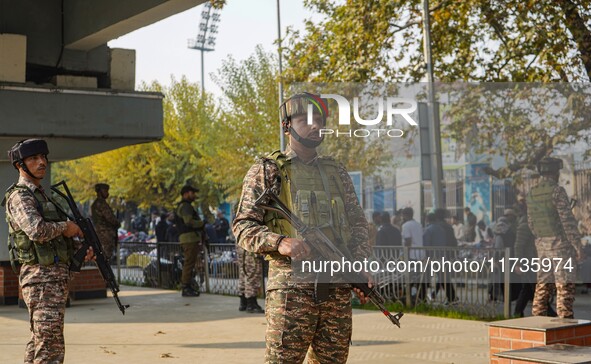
[289,127,323,148]
[18,160,43,181]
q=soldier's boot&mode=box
[191,279,201,294]
[182,285,199,297]
[239,295,247,311]
[246,297,264,313]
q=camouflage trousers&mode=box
[102,242,115,263]
[532,243,577,318]
[181,242,205,286]
[533,282,575,318]
[96,228,117,261]
[21,279,69,363]
[265,287,352,364]
[237,247,262,298]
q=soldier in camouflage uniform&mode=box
[177,185,205,297]
[237,245,264,313]
[233,93,371,363]
[91,183,119,261]
[527,157,585,318]
[3,139,91,364]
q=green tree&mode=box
[54,78,221,211]
[209,46,279,199]
[284,0,591,175]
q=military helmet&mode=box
[95,183,110,192]
[279,92,329,133]
[537,157,563,175]
[8,139,49,169]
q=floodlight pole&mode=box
[277,0,286,152]
[188,2,220,94]
[422,0,444,209]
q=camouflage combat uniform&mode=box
[527,176,583,318]
[5,176,74,364]
[91,195,119,260]
[177,199,205,286]
[233,148,370,363]
[237,245,263,299]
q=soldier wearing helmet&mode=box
[91,183,119,261]
[3,139,92,363]
[233,93,371,362]
[526,156,585,318]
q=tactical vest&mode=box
[263,151,353,260]
[5,184,73,266]
[176,200,201,244]
[527,179,562,237]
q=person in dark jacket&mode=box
[462,208,477,242]
[513,201,537,317]
[489,209,519,302]
[376,211,402,246]
[155,213,169,242]
[433,209,458,302]
[434,208,458,247]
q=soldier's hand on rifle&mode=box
[278,237,311,259]
[84,246,96,262]
[63,221,83,238]
[352,273,374,304]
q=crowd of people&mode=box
[369,167,587,320]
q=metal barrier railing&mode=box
[116,243,511,318]
[372,246,511,318]
[115,241,240,295]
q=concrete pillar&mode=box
[110,48,136,90]
[0,34,26,83]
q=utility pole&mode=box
[188,2,221,94]
[422,0,444,209]
[276,0,286,152]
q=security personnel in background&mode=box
[3,139,93,363]
[527,156,585,318]
[233,93,371,363]
[91,183,119,261]
[237,245,264,313]
[177,185,205,297]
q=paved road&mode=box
[3,285,591,363]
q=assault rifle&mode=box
[51,181,129,315]
[255,188,403,327]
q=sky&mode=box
[108,0,317,94]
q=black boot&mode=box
[239,295,247,311]
[182,285,199,297]
[246,296,264,313]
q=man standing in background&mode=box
[214,210,230,243]
[177,185,205,297]
[91,183,119,261]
